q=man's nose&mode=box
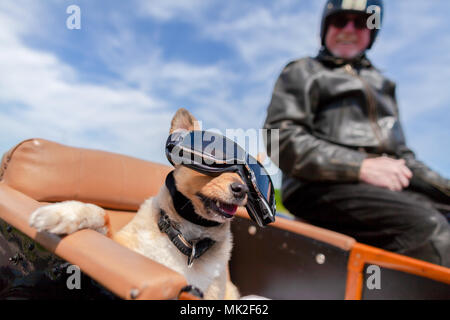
[342,20,356,32]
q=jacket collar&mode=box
[316,47,373,69]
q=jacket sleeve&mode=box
[263,60,367,182]
[390,91,450,204]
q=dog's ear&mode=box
[170,108,200,133]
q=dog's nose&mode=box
[230,182,248,199]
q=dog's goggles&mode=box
[166,130,276,227]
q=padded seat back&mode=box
[0,138,172,211]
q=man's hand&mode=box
[359,157,413,191]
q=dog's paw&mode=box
[29,201,106,235]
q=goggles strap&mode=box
[165,171,222,227]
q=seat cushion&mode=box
[0,138,172,211]
[0,183,187,300]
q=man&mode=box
[264,0,450,267]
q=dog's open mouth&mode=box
[197,194,238,219]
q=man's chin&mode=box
[329,47,363,60]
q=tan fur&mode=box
[29,108,242,300]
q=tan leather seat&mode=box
[1,138,171,211]
[0,138,185,300]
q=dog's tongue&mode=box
[220,203,238,215]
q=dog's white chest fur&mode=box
[134,229,226,293]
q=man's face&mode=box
[325,13,371,60]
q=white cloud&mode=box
[122,54,235,99]
[117,1,324,131]
[135,0,210,21]
[0,1,173,163]
[204,6,321,65]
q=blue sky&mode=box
[0,0,449,187]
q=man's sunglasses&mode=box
[328,13,368,30]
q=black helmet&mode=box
[320,0,384,49]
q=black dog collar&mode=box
[165,171,221,228]
[158,209,216,267]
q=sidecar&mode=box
[1,138,449,300]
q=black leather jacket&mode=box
[264,50,450,208]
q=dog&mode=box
[29,108,245,300]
